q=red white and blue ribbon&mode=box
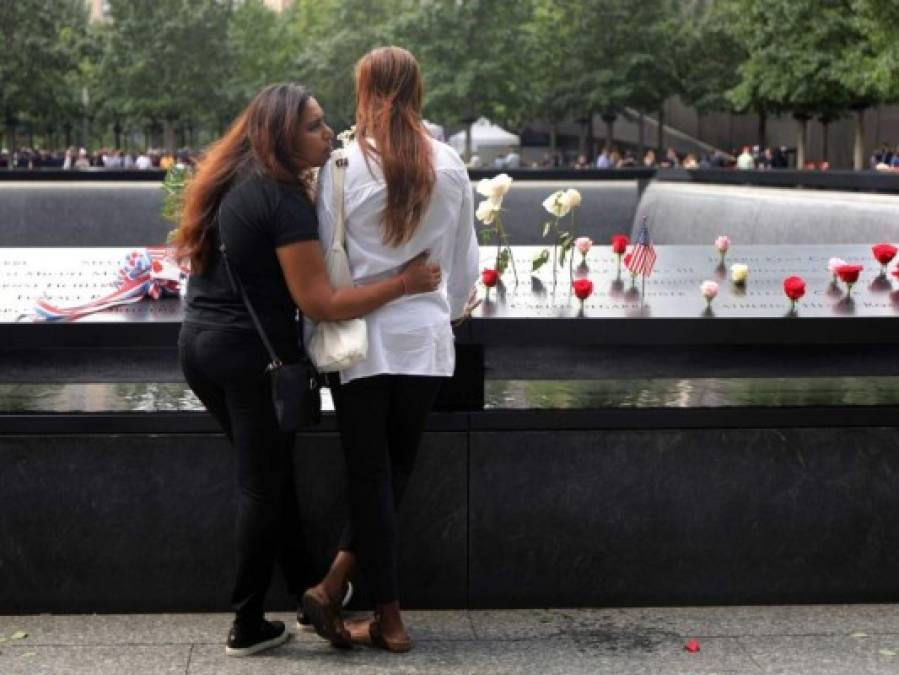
[33,246,186,322]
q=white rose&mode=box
[542,190,571,218]
[828,257,846,276]
[560,188,582,210]
[730,263,749,284]
[475,198,501,225]
[476,173,513,201]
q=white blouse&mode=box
[316,137,479,384]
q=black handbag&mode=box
[218,210,321,431]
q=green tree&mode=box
[396,0,535,160]
[223,0,301,122]
[291,0,404,133]
[672,0,750,145]
[851,0,899,100]
[727,0,866,168]
[0,0,89,153]
[532,0,675,158]
[95,0,232,150]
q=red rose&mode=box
[873,243,897,266]
[783,276,806,301]
[572,278,593,300]
[481,268,499,288]
[151,260,163,273]
[611,234,629,255]
[684,639,701,653]
[836,264,863,284]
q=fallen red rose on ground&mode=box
[684,639,701,653]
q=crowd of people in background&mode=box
[489,144,799,171]
[870,143,899,171]
[0,147,199,170]
[7,141,899,173]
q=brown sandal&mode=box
[301,587,352,649]
[369,616,412,653]
[344,617,374,646]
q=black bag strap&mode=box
[217,202,292,371]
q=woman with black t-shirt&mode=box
[172,83,441,658]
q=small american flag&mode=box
[626,218,657,278]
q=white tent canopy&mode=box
[423,119,445,142]
[448,117,520,154]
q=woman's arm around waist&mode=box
[276,241,440,321]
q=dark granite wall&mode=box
[0,431,467,613]
[3,417,899,612]
[469,427,899,607]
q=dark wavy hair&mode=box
[172,83,312,272]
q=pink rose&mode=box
[700,280,718,305]
[575,237,593,255]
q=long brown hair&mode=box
[355,46,435,247]
[172,83,312,272]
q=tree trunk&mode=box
[464,125,472,163]
[853,109,866,171]
[603,115,615,152]
[758,111,767,149]
[113,121,122,150]
[6,117,18,156]
[657,106,665,151]
[586,113,595,161]
[795,117,808,169]
[549,124,557,153]
[577,118,587,156]
[727,112,734,152]
[637,111,645,158]
[822,121,830,164]
[163,116,177,151]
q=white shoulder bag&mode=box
[307,147,368,372]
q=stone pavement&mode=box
[2,605,899,674]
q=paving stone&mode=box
[739,634,899,675]
[0,644,189,675]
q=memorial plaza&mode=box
[5,2,899,674]
[5,605,899,674]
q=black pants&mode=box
[178,325,317,626]
[329,373,443,604]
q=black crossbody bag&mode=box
[218,208,321,431]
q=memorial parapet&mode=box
[2,245,899,343]
[5,244,899,612]
[468,244,899,345]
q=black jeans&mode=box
[329,373,444,604]
[178,325,317,626]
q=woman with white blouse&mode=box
[301,46,478,653]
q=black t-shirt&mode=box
[183,172,318,341]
